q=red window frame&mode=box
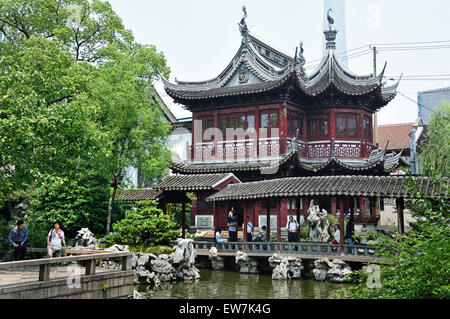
[260,110,279,138]
[308,115,329,139]
[336,114,358,138]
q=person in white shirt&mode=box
[242,218,254,242]
[332,224,340,244]
[47,221,66,258]
[286,216,299,242]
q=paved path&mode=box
[0,265,113,287]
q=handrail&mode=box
[192,241,380,257]
[0,251,132,282]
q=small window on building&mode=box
[270,113,278,128]
[309,119,317,137]
[246,114,255,134]
[348,117,357,136]
[337,117,346,136]
[363,117,371,138]
[318,118,328,136]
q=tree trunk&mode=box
[106,184,118,234]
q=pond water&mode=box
[136,269,350,299]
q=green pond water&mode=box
[136,269,350,299]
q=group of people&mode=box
[7,220,67,261]
[214,206,356,246]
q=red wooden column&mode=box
[359,197,366,215]
[162,199,167,215]
[266,199,271,242]
[331,197,337,216]
[296,197,301,241]
[213,201,218,232]
[370,198,376,217]
[339,197,345,254]
[396,197,405,235]
[277,199,283,248]
[302,197,309,216]
[181,202,186,239]
[243,201,248,243]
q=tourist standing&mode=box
[242,217,254,242]
[228,206,235,219]
[286,216,299,242]
[8,220,28,261]
[331,224,340,244]
[47,221,66,258]
[227,213,238,242]
[345,213,355,253]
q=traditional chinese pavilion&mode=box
[153,9,418,246]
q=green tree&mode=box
[112,200,180,246]
[420,102,450,178]
[0,36,102,197]
[91,44,171,233]
[337,177,450,299]
[0,0,172,235]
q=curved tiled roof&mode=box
[117,188,163,203]
[154,173,240,191]
[206,175,449,202]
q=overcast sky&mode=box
[108,0,450,125]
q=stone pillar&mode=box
[396,197,405,235]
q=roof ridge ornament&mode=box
[324,8,338,50]
[238,6,249,40]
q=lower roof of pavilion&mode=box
[206,175,449,202]
[118,174,448,204]
[171,142,402,176]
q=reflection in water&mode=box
[137,269,348,299]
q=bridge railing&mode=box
[0,251,132,282]
[192,241,379,257]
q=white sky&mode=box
[108,0,450,125]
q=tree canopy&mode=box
[0,0,172,234]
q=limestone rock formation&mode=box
[235,251,259,274]
[171,238,200,280]
[127,239,200,285]
[307,201,330,242]
[268,253,304,280]
[312,258,352,282]
[72,228,98,249]
[208,246,225,270]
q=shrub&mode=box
[0,218,11,255]
[129,245,173,255]
[27,174,110,246]
[112,200,181,246]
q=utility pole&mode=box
[372,46,378,146]
[371,46,381,221]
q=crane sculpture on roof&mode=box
[327,8,334,30]
[238,5,249,37]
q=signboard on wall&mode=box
[195,215,214,229]
[258,215,278,231]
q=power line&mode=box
[397,91,438,114]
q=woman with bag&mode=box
[47,221,66,258]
